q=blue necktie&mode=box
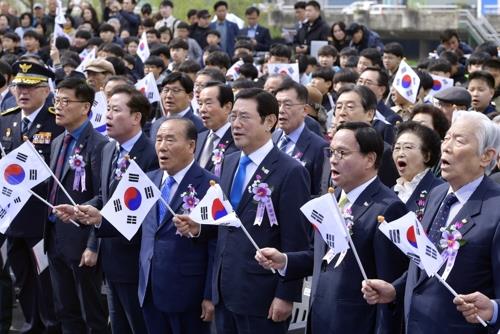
[230,155,252,209]
[158,176,176,225]
[278,135,291,152]
[428,192,458,246]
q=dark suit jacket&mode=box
[238,25,271,52]
[209,20,240,56]
[194,127,238,173]
[378,100,402,126]
[138,163,217,313]
[373,119,396,145]
[287,177,408,334]
[0,90,16,111]
[149,107,206,141]
[272,127,328,196]
[394,177,500,334]
[87,133,159,283]
[379,142,399,188]
[398,170,444,213]
[0,105,64,237]
[213,147,311,317]
[43,122,108,262]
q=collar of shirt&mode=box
[119,130,142,154]
[345,175,378,208]
[170,105,191,118]
[394,168,429,203]
[245,139,274,168]
[162,159,195,186]
[447,175,484,205]
[213,122,231,140]
[22,104,44,123]
[66,119,89,140]
[248,24,258,30]
[282,122,305,144]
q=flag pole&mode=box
[26,142,78,206]
[328,188,368,281]
[28,189,80,227]
[158,197,194,238]
[239,222,276,274]
[434,273,487,327]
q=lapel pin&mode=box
[261,167,269,174]
[13,122,17,127]
[36,124,41,129]
[363,202,369,207]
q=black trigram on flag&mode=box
[326,233,335,248]
[113,199,122,212]
[1,187,12,197]
[16,152,27,163]
[144,186,154,199]
[200,206,208,220]
[127,215,137,224]
[128,174,139,182]
[94,114,102,122]
[0,208,6,219]
[407,252,421,266]
[388,229,401,244]
[29,169,37,180]
[425,245,438,260]
[311,210,324,224]
[13,197,21,204]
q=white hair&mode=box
[452,111,500,174]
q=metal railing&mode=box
[458,9,500,45]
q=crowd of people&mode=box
[0,0,498,333]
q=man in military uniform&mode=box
[0,61,63,333]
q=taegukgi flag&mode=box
[189,183,241,227]
[137,31,150,63]
[135,73,161,103]
[267,63,300,83]
[392,60,420,104]
[100,160,161,240]
[427,74,454,98]
[89,91,107,134]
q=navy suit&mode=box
[272,127,328,196]
[0,90,16,111]
[195,127,238,173]
[0,104,63,333]
[213,147,311,334]
[397,170,444,213]
[87,133,158,334]
[378,100,402,126]
[44,122,109,334]
[373,119,396,145]
[209,20,240,56]
[238,25,271,52]
[394,177,500,334]
[139,164,216,334]
[286,178,409,334]
[149,107,206,141]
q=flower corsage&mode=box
[248,174,278,227]
[68,146,86,192]
[211,143,226,177]
[439,219,468,280]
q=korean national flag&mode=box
[137,31,150,63]
[76,47,96,74]
[189,183,241,227]
[0,187,31,234]
[100,160,161,240]
[427,74,454,98]
[135,73,161,103]
[89,91,107,134]
[392,60,420,104]
[267,63,300,83]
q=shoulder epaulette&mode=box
[0,106,21,116]
[47,106,56,115]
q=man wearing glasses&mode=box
[0,61,63,333]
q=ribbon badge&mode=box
[248,174,278,227]
[211,143,226,177]
[114,155,130,181]
[177,185,200,237]
[68,146,86,192]
[439,218,468,280]
[334,208,354,268]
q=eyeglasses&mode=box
[228,112,252,123]
[161,87,186,95]
[325,148,359,160]
[277,101,304,111]
[54,97,87,107]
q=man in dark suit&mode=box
[0,60,16,111]
[137,118,216,334]
[209,1,240,56]
[48,78,109,333]
[0,61,63,334]
[256,122,408,333]
[362,111,500,334]
[195,82,238,177]
[60,86,158,334]
[238,6,271,52]
[150,72,206,139]
[177,88,312,334]
[272,79,328,196]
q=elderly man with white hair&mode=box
[362,111,500,334]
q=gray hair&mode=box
[452,111,500,174]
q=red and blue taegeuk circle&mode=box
[432,79,442,91]
[211,198,228,220]
[401,74,412,88]
[406,226,418,248]
[4,164,25,185]
[124,187,142,211]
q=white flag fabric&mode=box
[427,74,454,98]
[32,239,49,274]
[267,63,300,83]
[100,160,161,240]
[413,217,444,277]
[300,193,349,255]
[53,24,71,44]
[55,0,67,24]
[137,31,150,63]
[0,187,31,234]
[89,91,107,134]
[135,73,160,103]
[392,60,420,104]
[226,60,244,81]
[189,184,241,227]
[76,47,96,73]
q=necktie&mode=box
[278,135,291,152]
[199,132,217,168]
[338,191,349,213]
[21,117,30,137]
[230,155,252,209]
[428,193,458,246]
[49,134,73,207]
[158,176,176,225]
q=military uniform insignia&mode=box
[4,128,11,138]
[32,132,52,144]
[36,124,41,129]
[19,63,32,73]
[0,106,20,116]
[48,107,56,115]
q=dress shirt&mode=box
[394,168,430,204]
[161,159,195,204]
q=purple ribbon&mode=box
[73,168,86,192]
[253,197,278,227]
[214,164,222,177]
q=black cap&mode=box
[433,86,471,108]
[12,61,55,85]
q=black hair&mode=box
[75,30,92,40]
[468,70,495,90]
[336,122,384,169]
[395,120,442,167]
[206,30,221,38]
[339,46,358,57]
[337,85,377,112]
[109,84,151,127]
[294,1,306,10]
[176,21,190,30]
[160,0,174,8]
[170,38,189,50]
[196,67,226,83]
[275,78,308,103]
[318,45,338,58]
[145,28,160,39]
[305,0,321,10]
[383,42,404,58]
[269,43,292,61]
[333,69,359,84]
[150,45,170,59]
[177,60,202,74]
[467,52,491,66]
[205,51,231,71]
[361,67,389,97]
[203,81,234,108]
[311,67,335,82]
[235,88,278,128]
[162,72,194,93]
[297,54,317,73]
[56,77,95,106]
[440,29,459,43]
[98,43,124,58]
[427,58,451,74]
[23,30,43,44]
[213,1,228,11]
[359,48,382,68]
[410,104,450,140]
[475,41,498,58]
[144,55,165,69]
[98,23,115,34]
[238,63,258,80]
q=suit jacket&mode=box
[0,90,16,111]
[87,133,159,283]
[287,178,409,334]
[394,177,500,334]
[213,147,312,317]
[373,119,396,145]
[138,164,217,313]
[194,127,238,173]
[43,122,108,261]
[209,20,240,56]
[272,127,328,196]
[379,142,399,188]
[0,104,64,237]
[398,170,444,213]
[377,100,402,126]
[149,107,206,141]
[238,25,271,52]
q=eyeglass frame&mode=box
[53,97,87,107]
[325,147,360,160]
